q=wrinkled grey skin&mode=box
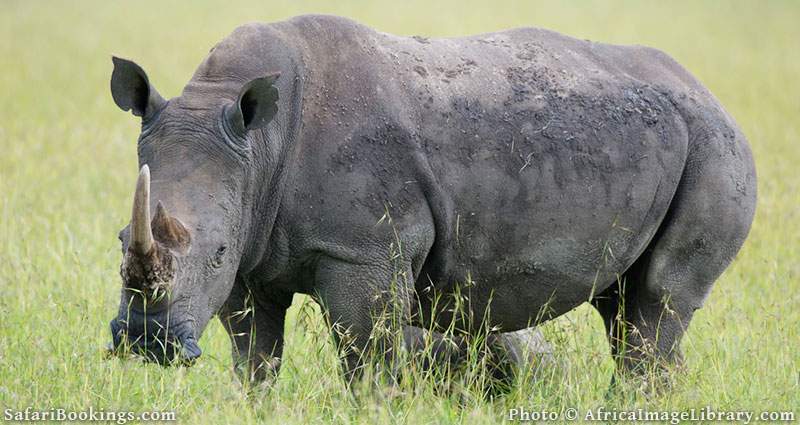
[108,15,756,387]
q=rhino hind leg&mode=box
[592,123,756,386]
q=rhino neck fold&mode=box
[236,54,306,277]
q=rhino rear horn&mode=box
[129,165,154,255]
[151,201,191,253]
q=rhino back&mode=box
[226,16,716,322]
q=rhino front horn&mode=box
[130,164,154,255]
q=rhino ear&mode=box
[110,56,165,119]
[225,73,280,135]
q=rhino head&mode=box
[106,57,281,365]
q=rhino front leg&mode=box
[314,256,415,385]
[403,325,554,394]
[314,255,556,390]
[219,277,292,390]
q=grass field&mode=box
[1,1,798,423]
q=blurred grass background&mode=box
[0,1,798,423]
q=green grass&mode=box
[1,1,798,423]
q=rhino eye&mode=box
[210,245,227,268]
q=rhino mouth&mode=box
[108,312,201,366]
